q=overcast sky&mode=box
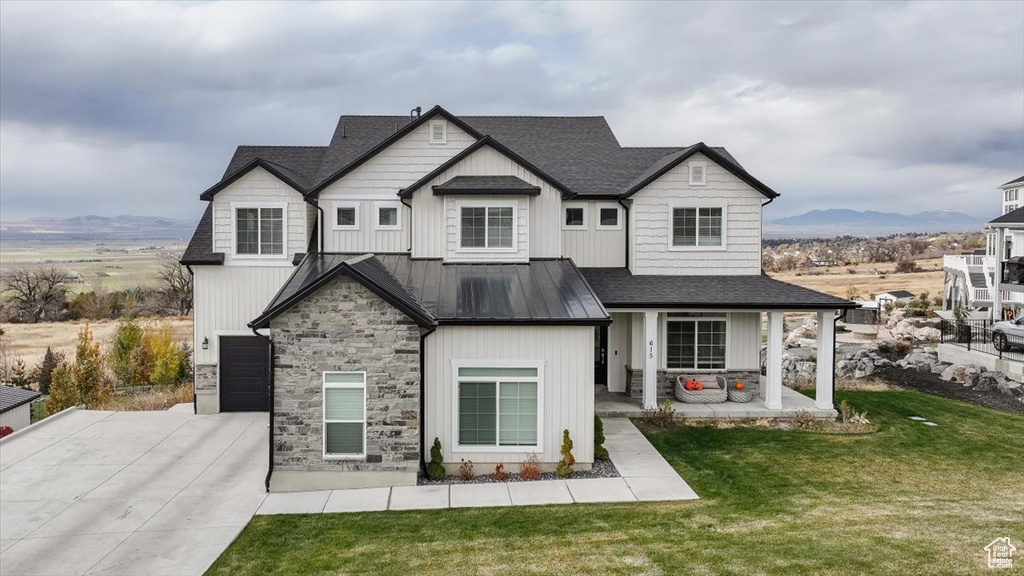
[1,1,1022,222]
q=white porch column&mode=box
[765,311,784,410]
[815,310,836,410]
[643,311,658,410]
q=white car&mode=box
[991,317,1024,351]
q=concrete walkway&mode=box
[0,405,268,576]
[256,417,697,515]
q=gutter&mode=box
[618,198,630,269]
[185,264,197,415]
[418,326,437,475]
[250,326,275,493]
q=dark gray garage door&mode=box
[219,336,269,412]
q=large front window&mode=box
[235,206,283,255]
[460,206,514,249]
[666,314,726,370]
[323,372,366,458]
[456,365,539,448]
[672,207,722,247]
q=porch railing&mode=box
[939,318,1024,362]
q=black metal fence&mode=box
[939,318,1024,362]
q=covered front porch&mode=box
[595,383,834,419]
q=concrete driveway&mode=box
[0,405,267,576]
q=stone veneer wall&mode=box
[626,369,761,401]
[270,275,422,473]
[194,364,217,395]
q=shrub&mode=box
[110,316,145,385]
[492,463,508,482]
[788,410,818,430]
[894,260,920,273]
[9,357,30,389]
[427,437,445,480]
[641,399,676,428]
[594,415,610,461]
[147,323,186,387]
[458,459,474,481]
[47,363,77,413]
[0,426,13,438]
[72,325,107,408]
[555,429,576,478]
[34,347,64,395]
[519,453,542,481]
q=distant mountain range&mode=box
[765,209,986,237]
[0,215,195,243]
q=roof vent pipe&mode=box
[341,124,346,139]
[411,106,421,120]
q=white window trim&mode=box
[373,201,402,231]
[322,371,367,461]
[333,201,360,231]
[451,359,545,453]
[230,202,288,259]
[689,161,707,186]
[667,202,728,252]
[455,201,519,253]
[595,205,623,231]
[661,314,730,372]
[562,203,588,230]
[428,119,447,144]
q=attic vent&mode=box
[429,120,447,144]
[689,162,707,186]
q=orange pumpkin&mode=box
[735,382,745,390]
[694,382,704,391]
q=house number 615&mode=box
[648,340,654,359]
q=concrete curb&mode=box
[0,405,79,443]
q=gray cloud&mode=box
[0,0,1021,221]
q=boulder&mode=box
[913,327,941,342]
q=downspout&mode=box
[251,326,275,493]
[617,199,630,269]
[401,197,414,253]
[418,326,436,474]
[832,308,847,413]
[185,264,196,415]
[305,196,325,253]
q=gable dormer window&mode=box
[689,162,707,186]
[428,120,447,144]
[234,204,285,256]
[459,204,515,250]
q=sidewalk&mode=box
[255,418,697,515]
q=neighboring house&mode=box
[182,105,856,492]
[943,175,1024,318]
[0,386,41,432]
[875,290,915,308]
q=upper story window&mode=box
[323,371,366,459]
[334,202,360,230]
[374,201,401,231]
[1006,204,1018,214]
[671,206,723,248]
[689,162,707,186]
[460,205,515,250]
[1005,188,1020,202]
[235,205,284,256]
[597,206,621,230]
[563,206,586,229]
[428,120,447,144]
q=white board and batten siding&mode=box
[561,201,626,267]
[319,119,476,254]
[410,145,562,260]
[423,325,594,465]
[0,404,32,431]
[192,266,293,365]
[607,312,632,392]
[630,152,763,275]
[625,311,761,372]
[211,167,310,265]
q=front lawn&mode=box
[208,391,1023,575]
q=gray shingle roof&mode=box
[1001,175,1024,187]
[433,175,541,196]
[988,205,1024,225]
[180,204,223,265]
[0,385,41,413]
[224,146,328,190]
[580,268,858,310]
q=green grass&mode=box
[208,391,1024,575]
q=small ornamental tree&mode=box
[555,429,576,478]
[427,437,446,480]
[10,357,30,389]
[110,315,144,385]
[72,325,105,407]
[46,363,76,413]
[594,415,610,461]
[148,323,186,387]
[35,347,63,395]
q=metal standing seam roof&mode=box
[250,254,611,328]
[0,386,41,413]
[579,268,859,310]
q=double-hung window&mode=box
[460,205,515,249]
[672,207,723,247]
[456,365,540,449]
[323,372,366,458]
[235,205,284,256]
[666,313,726,370]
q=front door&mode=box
[594,326,608,386]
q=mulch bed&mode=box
[874,367,1024,415]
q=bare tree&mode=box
[1,267,73,323]
[159,256,192,316]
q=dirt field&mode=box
[770,257,944,300]
[0,241,186,292]
[1,317,193,368]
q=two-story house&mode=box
[181,106,855,492]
